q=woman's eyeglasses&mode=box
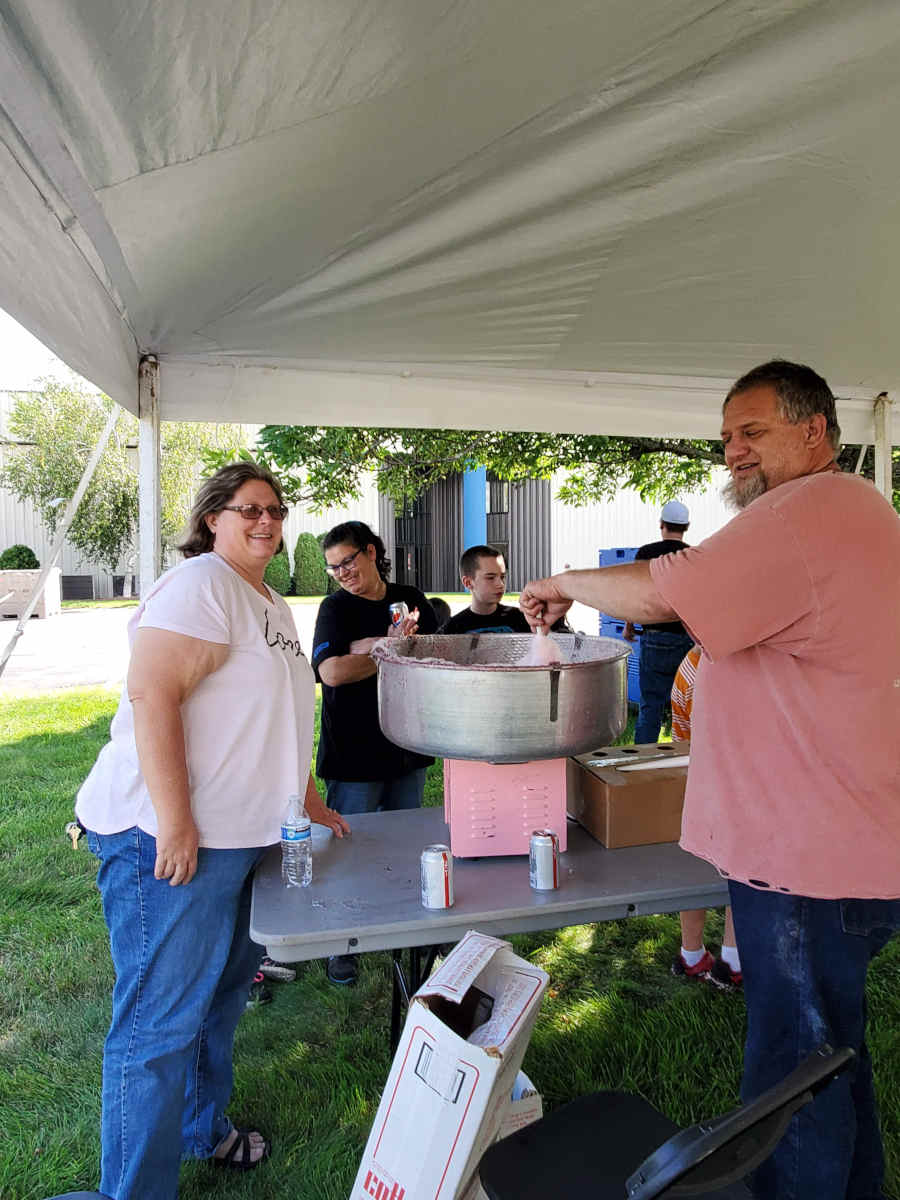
[325,548,363,575]
[221,503,288,521]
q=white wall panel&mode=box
[549,468,733,634]
[549,468,732,572]
[508,478,551,592]
[0,481,116,598]
[280,475,382,565]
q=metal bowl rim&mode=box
[372,632,632,672]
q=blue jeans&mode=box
[87,827,267,1200]
[729,881,900,1199]
[325,767,427,815]
[634,629,694,744]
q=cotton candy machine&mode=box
[374,632,630,858]
[373,633,630,764]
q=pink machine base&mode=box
[443,758,568,858]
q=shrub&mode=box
[293,532,330,595]
[264,548,292,595]
[318,532,340,594]
[0,544,40,569]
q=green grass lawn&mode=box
[1,692,898,1199]
[64,592,472,615]
[62,592,472,610]
[61,598,140,610]
[285,592,470,608]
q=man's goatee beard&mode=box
[722,472,767,510]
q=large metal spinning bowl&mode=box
[373,633,630,763]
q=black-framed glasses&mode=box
[221,503,288,521]
[325,548,364,575]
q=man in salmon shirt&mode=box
[520,360,900,1200]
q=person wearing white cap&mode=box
[623,500,695,744]
[660,499,690,525]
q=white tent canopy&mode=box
[2,0,898,446]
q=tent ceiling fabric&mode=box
[1,0,898,440]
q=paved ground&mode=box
[1,608,132,695]
[0,604,323,695]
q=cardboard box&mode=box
[566,743,690,848]
[499,1075,543,1137]
[351,931,548,1200]
[458,1074,543,1200]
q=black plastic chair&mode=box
[479,1045,854,1200]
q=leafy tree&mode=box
[0,378,248,572]
[1,381,139,571]
[201,425,722,513]
[0,544,39,569]
[263,427,722,510]
[263,548,292,595]
[160,421,246,546]
[208,423,898,515]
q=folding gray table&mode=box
[250,807,729,1046]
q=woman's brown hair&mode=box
[176,461,286,558]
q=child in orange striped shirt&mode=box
[670,646,742,989]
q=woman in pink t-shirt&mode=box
[77,463,349,1200]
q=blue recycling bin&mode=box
[597,547,641,704]
[598,546,638,567]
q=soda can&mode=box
[421,844,454,909]
[529,830,560,891]
[389,601,410,628]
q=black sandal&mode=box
[213,1126,272,1171]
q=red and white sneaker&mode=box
[671,949,715,979]
[706,956,743,990]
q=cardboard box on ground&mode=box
[566,742,690,848]
[351,931,548,1200]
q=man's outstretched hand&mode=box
[519,575,573,632]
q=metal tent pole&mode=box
[138,355,161,596]
[873,392,894,501]
[0,403,121,678]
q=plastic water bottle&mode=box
[281,793,312,887]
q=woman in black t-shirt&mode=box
[312,521,436,811]
[312,521,436,986]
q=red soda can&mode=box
[529,830,560,890]
[421,844,454,908]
